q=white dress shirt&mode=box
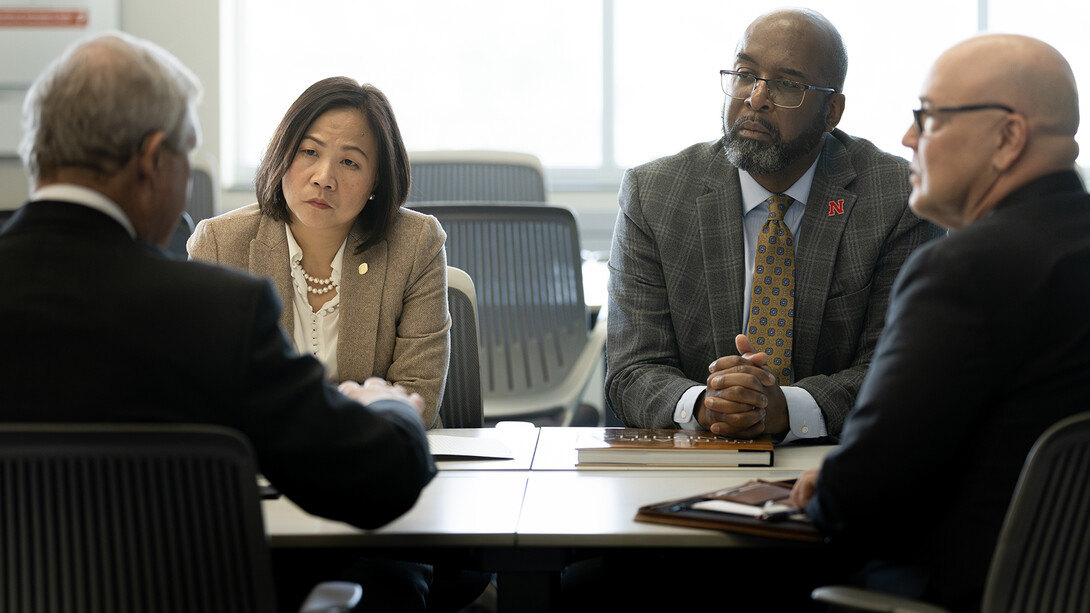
[674,157,828,442]
[285,224,348,382]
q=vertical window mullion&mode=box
[602,0,616,173]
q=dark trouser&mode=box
[272,550,490,612]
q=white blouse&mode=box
[285,224,348,381]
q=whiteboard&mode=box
[0,0,120,155]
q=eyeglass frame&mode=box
[911,104,1015,134]
[720,69,837,109]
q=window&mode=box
[224,0,1089,190]
[223,0,602,187]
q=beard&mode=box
[722,106,828,174]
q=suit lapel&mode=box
[338,231,385,380]
[696,151,747,357]
[249,216,294,335]
[793,134,855,378]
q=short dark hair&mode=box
[255,77,410,254]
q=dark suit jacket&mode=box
[606,129,943,435]
[0,200,436,530]
[807,171,1090,610]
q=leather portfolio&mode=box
[634,479,824,543]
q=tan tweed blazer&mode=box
[188,203,449,428]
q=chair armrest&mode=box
[483,314,608,422]
[298,581,363,613]
[565,314,607,395]
[810,586,950,613]
[548,314,607,424]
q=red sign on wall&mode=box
[0,9,89,28]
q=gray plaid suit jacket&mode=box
[605,129,943,437]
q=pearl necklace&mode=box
[302,269,338,295]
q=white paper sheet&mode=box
[427,433,515,459]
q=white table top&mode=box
[516,470,818,547]
[265,427,834,549]
[264,470,530,548]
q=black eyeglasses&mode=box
[911,104,1015,134]
[720,70,836,109]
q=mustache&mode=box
[729,115,781,141]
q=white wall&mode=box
[0,0,221,208]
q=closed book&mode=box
[635,479,822,542]
[575,428,773,467]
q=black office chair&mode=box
[442,266,483,428]
[167,210,195,257]
[186,162,217,225]
[811,410,1090,613]
[0,423,361,613]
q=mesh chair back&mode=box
[0,423,276,613]
[413,204,588,412]
[407,151,546,203]
[443,267,483,427]
[983,411,1090,612]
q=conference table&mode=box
[262,424,835,611]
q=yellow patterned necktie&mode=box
[748,194,795,386]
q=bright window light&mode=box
[225,1,1085,191]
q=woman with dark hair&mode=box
[189,77,448,429]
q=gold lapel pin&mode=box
[358,263,368,275]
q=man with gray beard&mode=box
[605,8,943,442]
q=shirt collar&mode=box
[32,184,137,239]
[738,154,822,215]
[286,224,305,267]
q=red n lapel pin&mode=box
[828,199,845,216]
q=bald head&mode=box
[942,34,1077,140]
[904,34,1081,230]
[742,8,848,91]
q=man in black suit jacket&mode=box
[0,33,434,532]
[790,34,1090,611]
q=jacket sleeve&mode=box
[806,244,979,552]
[606,168,703,428]
[186,217,218,262]
[384,215,450,429]
[226,280,437,529]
